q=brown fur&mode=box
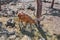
[18,12,36,24]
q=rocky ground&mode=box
[0,0,60,40]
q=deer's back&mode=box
[18,13,36,24]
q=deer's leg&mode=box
[26,23,31,29]
[25,23,32,32]
[20,21,23,29]
[22,22,27,29]
[29,23,33,32]
[34,23,37,27]
[19,20,23,30]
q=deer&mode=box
[18,12,37,30]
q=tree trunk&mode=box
[36,0,47,40]
[37,0,42,18]
[37,0,42,26]
[0,0,1,11]
[51,0,55,8]
[44,0,46,2]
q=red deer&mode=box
[18,12,37,30]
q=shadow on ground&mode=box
[43,7,60,17]
[20,23,47,40]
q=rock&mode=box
[8,35,16,40]
[21,35,31,40]
[15,37,20,40]
[39,38,45,40]
[6,18,15,27]
[6,27,15,34]
[0,35,7,40]
[0,22,3,29]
